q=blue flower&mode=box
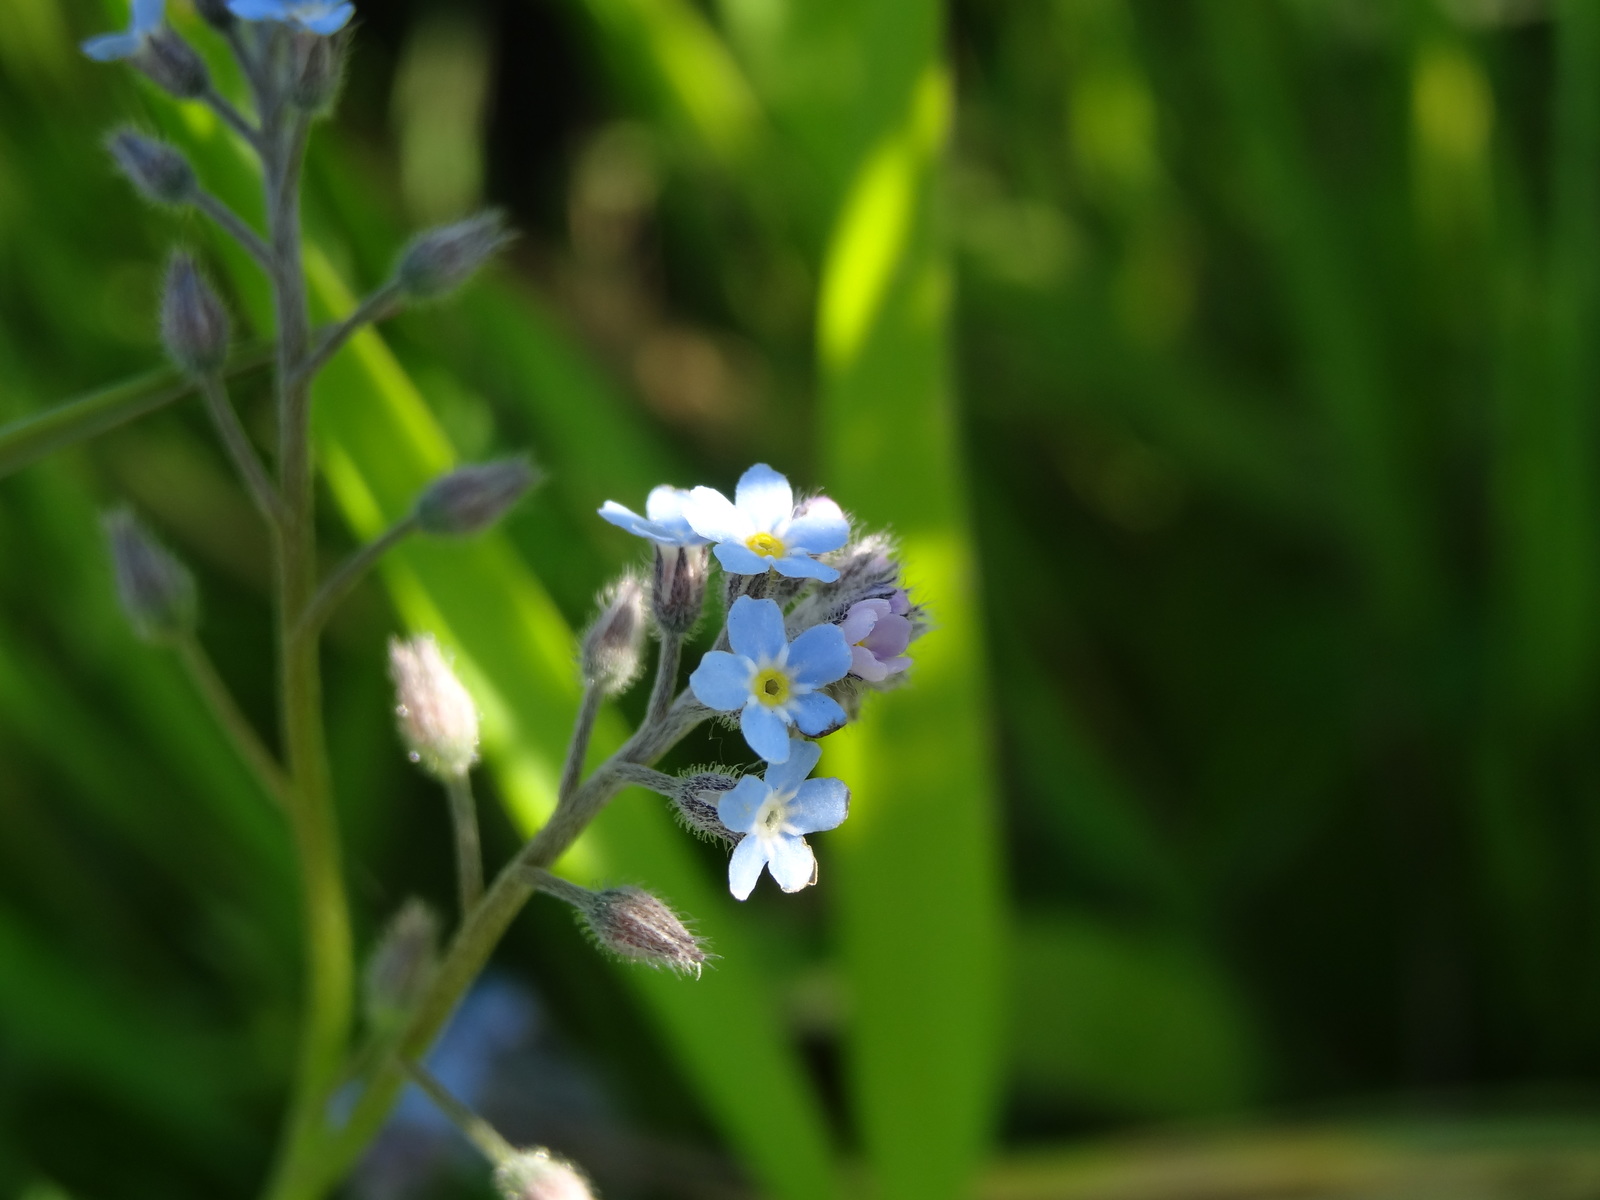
[598,485,709,546]
[684,463,850,581]
[719,737,849,899]
[226,0,354,34]
[82,0,164,61]
[689,596,850,762]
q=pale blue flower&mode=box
[82,0,164,61]
[226,0,354,34]
[719,737,849,899]
[689,596,850,762]
[684,463,849,581]
[598,485,708,546]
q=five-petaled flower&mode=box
[82,0,164,61]
[684,464,849,581]
[719,737,849,899]
[226,0,355,34]
[689,596,850,763]
[598,485,708,546]
[841,592,914,682]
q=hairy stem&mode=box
[200,375,284,526]
[402,1060,515,1164]
[293,516,418,640]
[204,86,262,150]
[557,685,603,804]
[294,282,406,384]
[445,773,484,920]
[647,634,682,725]
[175,634,291,810]
[194,190,273,269]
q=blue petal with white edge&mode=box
[763,738,822,797]
[788,691,846,738]
[772,554,839,582]
[726,596,787,663]
[786,623,852,686]
[787,778,850,834]
[740,704,793,763]
[766,834,817,892]
[714,541,772,576]
[688,651,752,711]
[598,501,675,543]
[727,836,770,901]
[734,463,794,530]
[785,499,850,554]
[82,31,143,59]
[717,776,770,835]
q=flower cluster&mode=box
[600,464,925,897]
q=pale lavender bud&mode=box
[102,509,196,643]
[396,211,515,299]
[414,457,538,536]
[672,772,739,846]
[388,634,479,780]
[108,129,195,207]
[363,898,440,1029]
[161,253,230,377]
[582,886,707,976]
[650,543,709,636]
[581,576,647,696]
[493,1150,596,1200]
[136,29,210,99]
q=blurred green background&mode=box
[5,0,1600,1197]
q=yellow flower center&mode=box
[752,667,791,707]
[746,531,786,559]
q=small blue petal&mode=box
[785,498,850,555]
[229,0,286,18]
[762,737,821,797]
[785,623,852,687]
[766,833,816,892]
[302,2,354,33]
[717,776,770,835]
[82,31,142,59]
[688,651,753,711]
[734,463,793,530]
[713,541,770,576]
[741,704,793,763]
[787,777,849,834]
[726,596,786,663]
[642,486,709,545]
[788,690,847,738]
[598,501,679,544]
[772,554,839,582]
[727,835,770,900]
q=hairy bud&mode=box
[581,886,707,976]
[395,211,514,299]
[388,634,479,780]
[136,29,210,99]
[289,29,346,112]
[363,898,440,1030]
[414,457,538,536]
[161,253,230,376]
[581,576,647,696]
[102,509,197,644]
[493,1150,595,1200]
[108,130,195,206]
[672,772,739,846]
[650,543,709,637]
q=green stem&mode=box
[294,282,406,384]
[200,374,285,526]
[557,685,603,804]
[646,633,682,725]
[292,516,418,641]
[401,1060,515,1164]
[445,773,484,920]
[175,634,291,811]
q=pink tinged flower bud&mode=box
[414,457,539,536]
[102,509,196,644]
[838,598,913,682]
[581,886,707,976]
[493,1150,596,1200]
[363,898,440,1030]
[137,29,210,98]
[582,576,647,696]
[388,634,479,780]
[108,129,196,207]
[396,211,515,299]
[650,543,709,636]
[672,773,740,845]
[161,253,231,377]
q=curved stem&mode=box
[402,1060,514,1164]
[293,516,418,641]
[175,634,291,811]
[647,634,682,725]
[200,375,285,526]
[294,283,406,384]
[194,189,273,269]
[204,86,262,151]
[557,685,603,804]
[445,773,483,920]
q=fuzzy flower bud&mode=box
[581,886,707,976]
[102,509,197,644]
[650,543,709,637]
[581,576,647,696]
[672,772,740,846]
[136,29,210,99]
[388,634,479,780]
[395,211,515,299]
[161,253,230,377]
[363,898,440,1030]
[414,457,538,536]
[289,29,345,112]
[108,130,196,206]
[493,1150,595,1200]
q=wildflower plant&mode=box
[67,2,926,1196]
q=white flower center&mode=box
[756,796,788,836]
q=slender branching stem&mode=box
[558,684,603,804]
[293,516,419,640]
[200,375,285,526]
[204,86,262,150]
[524,867,592,908]
[194,190,273,269]
[444,773,484,920]
[647,633,682,725]
[610,761,678,796]
[294,283,406,384]
[175,634,291,811]
[401,1059,515,1164]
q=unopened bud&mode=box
[193,0,235,30]
[161,253,230,376]
[289,29,345,112]
[102,509,197,644]
[388,634,479,780]
[672,773,739,845]
[650,544,709,637]
[414,457,538,536]
[581,886,707,976]
[581,576,646,696]
[136,29,210,99]
[395,211,514,299]
[493,1149,595,1200]
[108,129,195,206]
[363,898,440,1029]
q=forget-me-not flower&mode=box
[840,593,914,682]
[719,737,849,899]
[689,596,850,762]
[226,0,355,34]
[598,485,709,546]
[684,463,849,581]
[82,0,164,61]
